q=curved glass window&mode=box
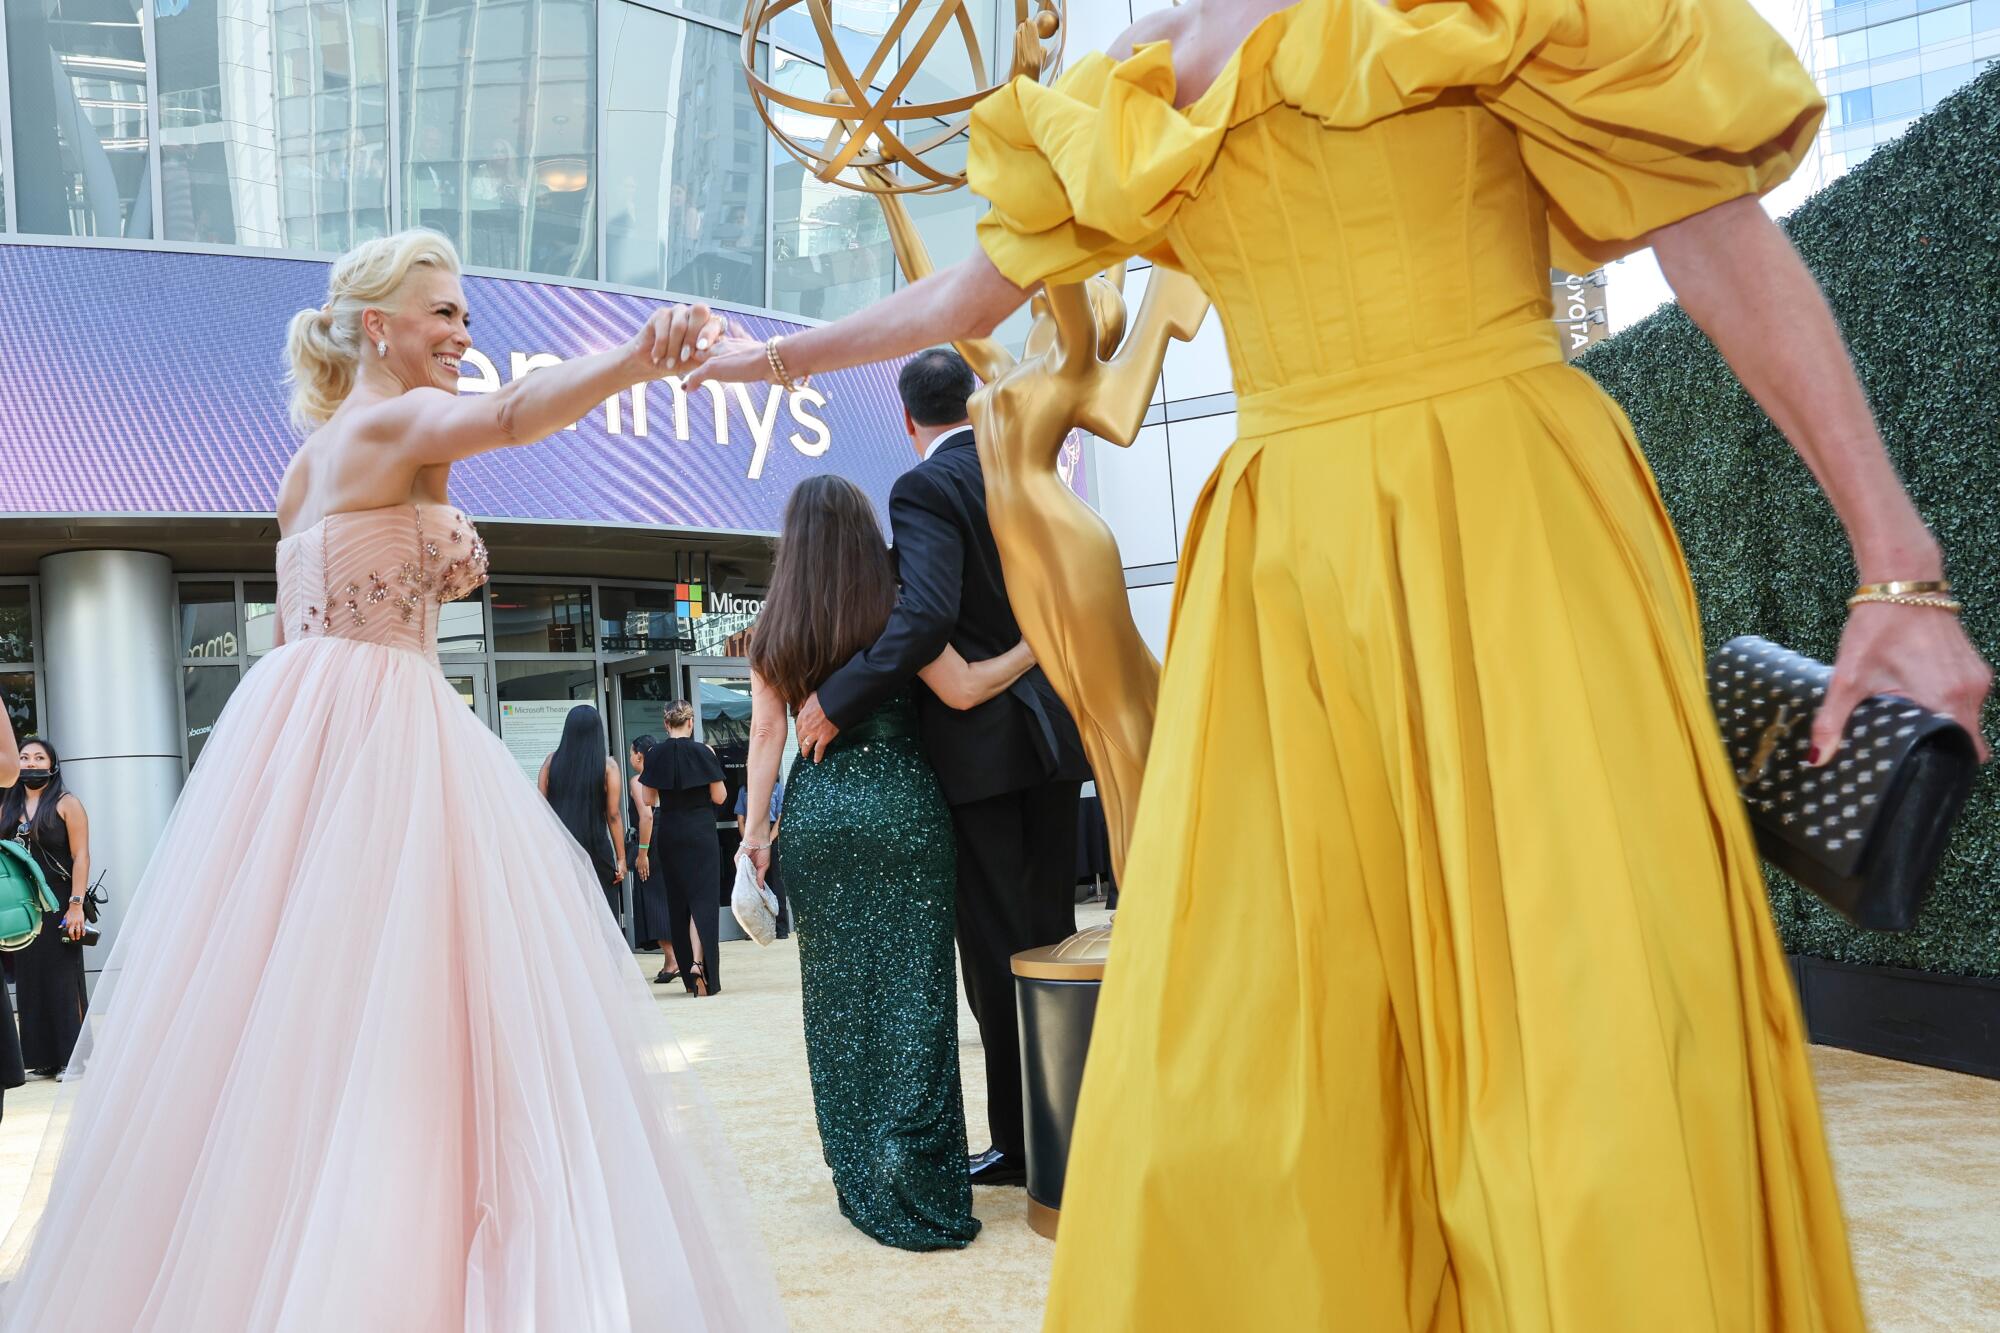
[603,5,765,304]
[153,0,391,249]
[399,0,595,278]
[274,0,392,251]
[5,0,155,238]
[768,48,894,320]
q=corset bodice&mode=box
[1163,98,1562,423]
[276,503,489,659]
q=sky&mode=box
[1603,0,1834,333]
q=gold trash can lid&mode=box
[1011,924,1112,981]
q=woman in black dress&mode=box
[537,705,626,920]
[634,701,725,996]
[626,735,679,980]
[3,738,92,1076]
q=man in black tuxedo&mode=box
[798,349,1089,1187]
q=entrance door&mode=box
[608,655,758,945]
[606,652,681,945]
[607,651,682,761]
[683,658,754,941]
[442,665,491,728]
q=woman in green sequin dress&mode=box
[741,476,1035,1251]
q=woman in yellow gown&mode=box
[691,0,1993,1326]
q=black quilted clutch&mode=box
[1707,636,1979,932]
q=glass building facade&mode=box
[1817,0,2000,174]
[0,0,1031,319]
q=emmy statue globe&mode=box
[742,0,1209,894]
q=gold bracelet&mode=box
[1847,592,1965,613]
[764,336,809,392]
[1853,579,1952,598]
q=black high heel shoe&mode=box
[653,967,679,985]
[686,963,713,997]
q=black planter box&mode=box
[1789,955,2000,1080]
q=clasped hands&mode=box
[623,302,781,388]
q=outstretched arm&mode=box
[863,169,1016,385]
[1652,195,1992,761]
[741,670,787,884]
[604,761,627,880]
[689,253,1030,389]
[919,641,1036,711]
[0,697,16,788]
[366,304,724,466]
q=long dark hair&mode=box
[544,705,609,855]
[1,737,70,853]
[751,476,897,708]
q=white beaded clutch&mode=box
[730,853,781,947]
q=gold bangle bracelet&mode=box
[1853,579,1952,598]
[764,336,809,392]
[1847,592,1965,613]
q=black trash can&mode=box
[1011,925,1111,1239]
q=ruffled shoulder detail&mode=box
[970,0,1823,285]
[970,43,1228,288]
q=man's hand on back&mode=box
[797,693,840,763]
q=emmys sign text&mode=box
[0,241,915,533]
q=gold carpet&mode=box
[1,903,1994,1331]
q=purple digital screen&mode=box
[0,242,932,532]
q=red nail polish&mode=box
[1807,745,1821,765]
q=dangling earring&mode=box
[375,339,388,358]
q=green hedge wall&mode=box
[1577,65,2000,976]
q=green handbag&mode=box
[0,840,57,951]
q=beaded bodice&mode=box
[276,503,489,660]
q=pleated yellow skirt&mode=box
[1043,350,1866,1331]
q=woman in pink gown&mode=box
[0,231,783,1331]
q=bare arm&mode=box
[1654,198,1935,580]
[742,671,788,881]
[59,796,90,938]
[688,7,1195,394]
[365,303,724,466]
[918,641,1037,711]
[0,701,16,788]
[605,761,627,875]
[537,756,551,797]
[62,797,89,896]
[708,780,728,807]
[1653,196,1992,760]
[633,778,655,878]
[688,254,1030,389]
[863,167,1016,384]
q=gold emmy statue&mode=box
[743,0,1210,887]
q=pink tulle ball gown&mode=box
[0,504,783,1331]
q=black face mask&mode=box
[18,768,53,790]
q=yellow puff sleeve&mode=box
[969,0,1824,285]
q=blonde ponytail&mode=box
[284,228,463,433]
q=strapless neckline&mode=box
[278,501,474,548]
[274,502,489,655]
